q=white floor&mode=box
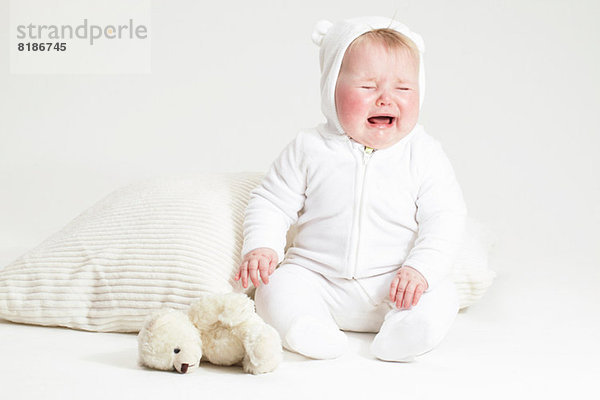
[1,248,598,400]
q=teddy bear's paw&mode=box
[242,324,283,374]
[189,293,255,330]
[216,293,256,327]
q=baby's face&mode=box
[335,40,420,149]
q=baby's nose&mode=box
[376,92,392,106]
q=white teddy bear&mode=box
[138,292,282,374]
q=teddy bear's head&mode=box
[138,309,203,374]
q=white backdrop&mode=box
[1,0,599,284]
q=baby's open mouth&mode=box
[367,116,395,125]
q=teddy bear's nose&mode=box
[180,363,189,374]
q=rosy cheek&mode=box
[395,93,419,111]
[401,99,420,126]
[336,87,368,120]
[347,96,367,112]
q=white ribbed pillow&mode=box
[0,173,494,333]
[0,173,262,333]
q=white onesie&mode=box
[242,16,467,361]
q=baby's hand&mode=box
[235,248,278,288]
[389,266,429,310]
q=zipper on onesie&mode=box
[348,145,374,279]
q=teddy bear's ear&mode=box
[140,308,175,331]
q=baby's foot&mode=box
[284,315,347,359]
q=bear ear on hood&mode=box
[311,20,333,46]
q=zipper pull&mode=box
[363,146,374,164]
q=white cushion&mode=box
[0,173,262,332]
[0,173,494,333]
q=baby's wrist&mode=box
[244,247,277,260]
